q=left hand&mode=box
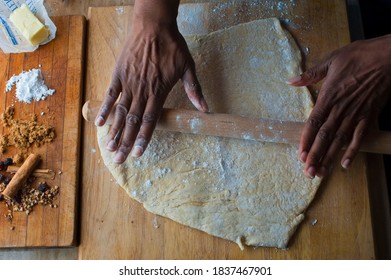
[288,34,391,178]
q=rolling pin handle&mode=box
[82,100,115,125]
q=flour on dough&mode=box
[97,18,322,249]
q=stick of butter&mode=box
[9,4,50,46]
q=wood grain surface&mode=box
[80,2,376,259]
[0,16,85,248]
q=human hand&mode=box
[95,0,208,164]
[288,35,391,178]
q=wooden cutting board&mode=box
[80,2,376,259]
[0,16,85,248]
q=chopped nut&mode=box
[0,180,60,223]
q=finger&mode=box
[106,91,132,152]
[316,118,353,177]
[95,74,122,126]
[299,103,330,164]
[298,69,341,162]
[182,61,209,112]
[287,59,330,86]
[113,98,146,164]
[340,118,369,169]
[302,86,352,178]
[131,95,164,158]
[304,119,338,178]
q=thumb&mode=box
[287,59,330,86]
[182,62,209,112]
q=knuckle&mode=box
[106,87,118,99]
[303,68,318,80]
[334,132,348,144]
[317,129,331,142]
[356,128,365,139]
[347,146,358,156]
[320,88,338,101]
[112,66,122,80]
[142,112,159,124]
[126,113,141,127]
[115,104,128,117]
[308,151,321,163]
[118,136,132,148]
[308,117,323,130]
[150,81,168,100]
[118,145,131,155]
[357,111,371,122]
[99,104,110,117]
[351,120,369,142]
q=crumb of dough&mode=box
[0,106,55,154]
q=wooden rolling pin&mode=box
[82,100,391,155]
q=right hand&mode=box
[95,0,208,164]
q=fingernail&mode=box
[113,151,126,164]
[287,75,302,85]
[106,140,117,151]
[131,146,143,157]
[342,159,351,169]
[307,166,316,179]
[95,116,105,126]
[300,151,308,163]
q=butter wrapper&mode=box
[0,0,56,53]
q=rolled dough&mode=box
[97,18,322,249]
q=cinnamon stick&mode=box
[6,166,55,180]
[2,154,41,200]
